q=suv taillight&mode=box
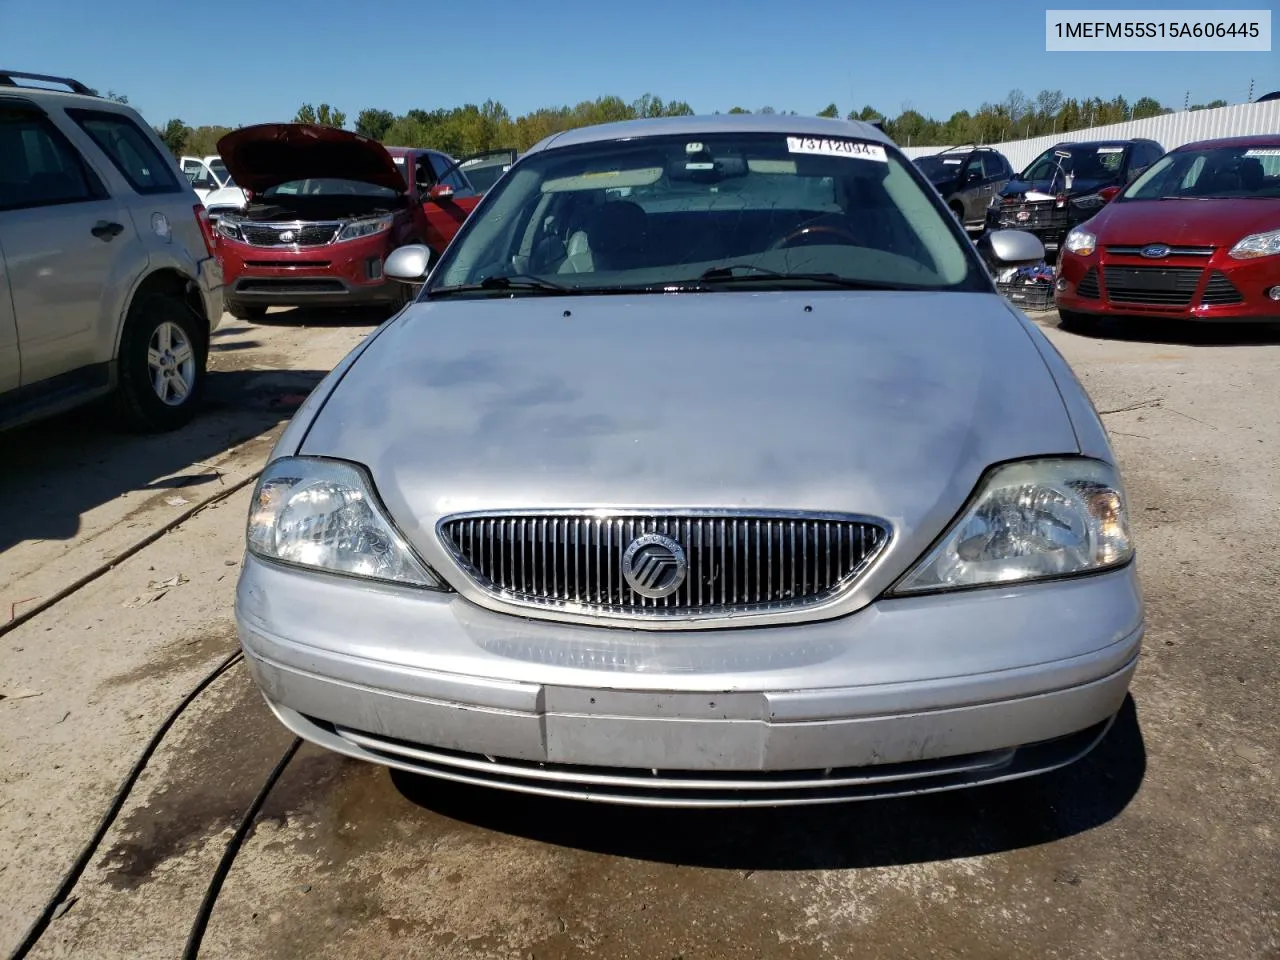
[194,204,216,256]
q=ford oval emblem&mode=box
[1141,243,1171,259]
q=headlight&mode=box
[247,457,442,588]
[1229,228,1280,260]
[1072,193,1106,210]
[892,458,1133,594]
[216,219,243,242]
[336,215,395,242]
[1064,227,1097,256]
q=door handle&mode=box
[91,220,124,240]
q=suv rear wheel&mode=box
[114,295,207,432]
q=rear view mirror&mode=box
[385,244,433,283]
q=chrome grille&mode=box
[238,221,341,247]
[1102,266,1202,306]
[439,511,889,617]
[1200,271,1245,306]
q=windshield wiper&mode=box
[697,264,900,290]
[430,274,578,297]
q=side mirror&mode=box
[426,184,454,201]
[384,244,433,283]
[1099,186,1121,203]
[978,229,1046,267]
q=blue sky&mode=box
[1,0,1275,128]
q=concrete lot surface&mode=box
[2,307,1277,959]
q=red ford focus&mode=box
[1055,135,1280,328]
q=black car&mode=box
[984,138,1165,251]
[913,146,1014,230]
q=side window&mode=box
[430,153,469,191]
[960,154,984,183]
[66,109,181,195]
[413,155,436,191]
[0,106,101,211]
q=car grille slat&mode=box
[237,221,342,247]
[1104,244,1214,257]
[440,511,890,619]
[1076,268,1101,299]
[1102,266,1203,307]
[1200,271,1245,306]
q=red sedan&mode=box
[214,124,513,320]
[1055,134,1280,328]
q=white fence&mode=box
[897,100,1280,171]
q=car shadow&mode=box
[250,305,402,328]
[389,695,1146,871]
[1056,314,1280,347]
[0,367,329,554]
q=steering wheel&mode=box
[769,217,864,251]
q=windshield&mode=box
[1021,144,1127,182]
[914,155,965,183]
[261,178,399,199]
[1122,144,1280,200]
[428,132,981,297]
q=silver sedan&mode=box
[235,114,1142,807]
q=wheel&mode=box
[950,203,965,226]
[113,295,207,433]
[227,301,267,322]
[1057,309,1100,334]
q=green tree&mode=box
[315,104,346,128]
[663,100,694,116]
[184,125,233,156]
[727,106,749,114]
[817,103,839,118]
[355,108,395,140]
[1132,96,1166,119]
[294,103,317,124]
[155,118,190,157]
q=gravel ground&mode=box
[2,306,1277,960]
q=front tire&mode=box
[113,295,207,433]
[227,300,267,322]
[1058,308,1100,334]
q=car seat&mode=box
[559,200,650,273]
[1238,157,1265,192]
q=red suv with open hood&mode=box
[1055,135,1280,327]
[214,123,513,319]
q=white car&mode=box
[180,155,233,202]
[201,183,247,226]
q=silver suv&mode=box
[0,71,223,432]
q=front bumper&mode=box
[236,556,1144,807]
[218,232,400,309]
[1056,253,1280,321]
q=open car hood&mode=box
[216,123,405,194]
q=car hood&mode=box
[1090,198,1280,245]
[1000,176,1113,200]
[216,123,405,194]
[300,291,1081,581]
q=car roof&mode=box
[1051,139,1150,149]
[525,114,892,156]
[0,85,126,111]
[1171,133,1280,151]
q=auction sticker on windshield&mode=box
[786,137,887,162]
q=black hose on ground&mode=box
[7,650,246,960]
[181,736,303,959]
